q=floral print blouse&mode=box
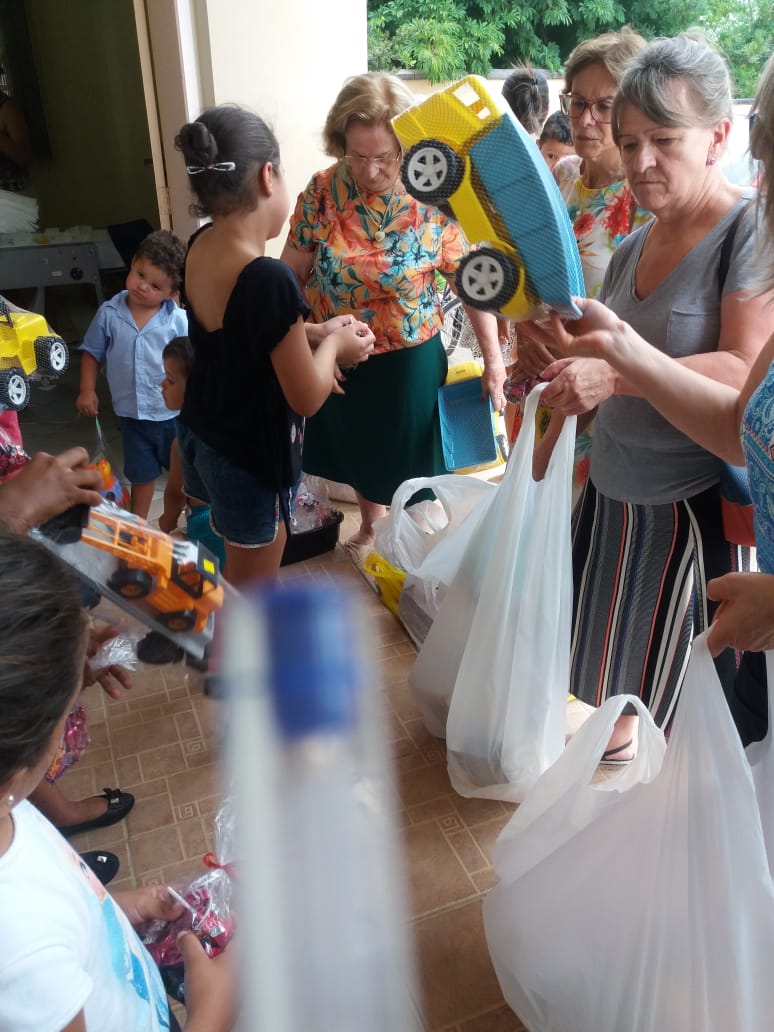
[286,162,466,354]
[554,155,652,298]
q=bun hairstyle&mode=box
[175,104,281,217]
[501,65,550,135]
[0,533,86,787]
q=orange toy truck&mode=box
[82,507,223,634]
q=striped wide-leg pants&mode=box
[570,480,750,728]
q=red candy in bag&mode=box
[46,703,90,783]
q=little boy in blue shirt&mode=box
[77,230,188,517]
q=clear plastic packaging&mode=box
[226,583,419,1031]
[142,797,236,1002]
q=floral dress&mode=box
[287,161,465,354]
[285,162,469,505]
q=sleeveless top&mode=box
[742,361,774,573]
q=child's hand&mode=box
[76,390,99,417]
[179,931,237,1032]
[333,321,375,368]
[114,885,186,928]
[84,620,133,699]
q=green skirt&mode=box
[302,334,448,506]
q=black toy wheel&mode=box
[0,368,31,411]
[109,567,153,599]
[401,140,463,203]
[34,335,69,376]
[159,610,197,633]
[456,248,520,312]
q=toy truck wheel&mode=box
[109,567,153,599]
[159,610,197,633]
[402,141,463,203]
[456,248,520,312]
[0,368,31,411]
[34,336,69,376]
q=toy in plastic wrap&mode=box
[0,297,69,410]
[391,76,584,321]
[439,360,508,474]
[84,506,223,634]
[45,703,90,783]
[92,416,130,507]
[143,797,235,1003]
[36,501,224,658]
[92,453,129,508]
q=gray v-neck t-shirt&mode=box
[591,194,761,505]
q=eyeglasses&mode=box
[345,151,401,171]
[559,92,615,124]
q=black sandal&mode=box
[59,787,135,837]
[600,739,635,766]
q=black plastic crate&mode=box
[280,511,344,566]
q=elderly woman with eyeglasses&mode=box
[281,72,504,563]
[525,34,774,760]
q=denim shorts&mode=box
[119,416,176,484]
[176,421,288,547]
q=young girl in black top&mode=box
[175,105,374,586]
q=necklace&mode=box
[353,178,398,243]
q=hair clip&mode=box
[186,161,236,175]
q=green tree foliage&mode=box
[700,0,772,97]
[367,0,772,96]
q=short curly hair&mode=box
[133,229,186,292]
[322,72,415,159]
[564,26,647,93]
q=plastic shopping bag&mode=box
[484,632,774,1032]
[410,384,575,802]
[746,651,774,872]
[362,552,406,617]
[374,473,496,574]
[373,473,496,647]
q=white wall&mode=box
[181,0,367,255]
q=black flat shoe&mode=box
[80,850,120,885]
[59,787,135,837]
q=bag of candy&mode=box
[142,796,236,1002]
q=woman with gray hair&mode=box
[526,34,774,759]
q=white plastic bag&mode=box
[373,473,495,574]
[410,385,575,802]
[746,651,774,872]
[484,632,774,1032]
